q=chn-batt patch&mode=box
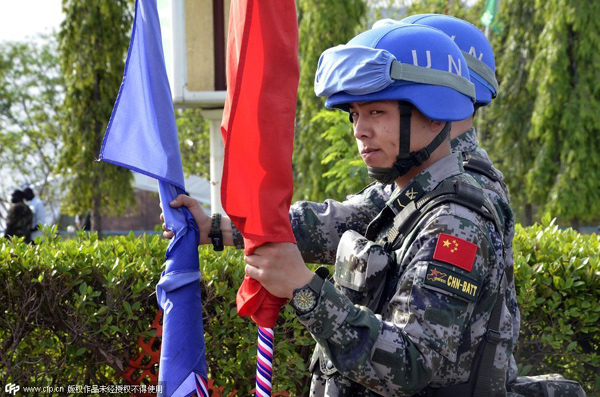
[423,263,481,301]
[433,233,478,272]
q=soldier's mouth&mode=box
[361,148,381,159]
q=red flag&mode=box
[432,233,478,272]
[221,0,299,328]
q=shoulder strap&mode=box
[462,152,500,183]
[384,180,501,252]
[473,276,506,396]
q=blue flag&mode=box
[99,0,208,395]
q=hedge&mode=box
[512,216,600,393]
[0,220,598,395]
[0,228,312,395]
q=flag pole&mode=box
[256,326,274,396]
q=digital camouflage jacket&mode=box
[294,153,512,395]
[452,128,520,352]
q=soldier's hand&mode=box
[244,242,313,299]
[161,194,212,244]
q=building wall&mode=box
[102,190,162,232]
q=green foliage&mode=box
[58,0,135,231]
[483,0,600,226]
[315,110,369,199]
[524,0,600,224]
[406,0,486,23]
[175,108,210,180]
[294,0,366,202]
[0,37,64,223]
[0,228,165,387]
[480,0,541,225]
[1,223,598,393]
[513,217,600,393]
[0,230,313,394]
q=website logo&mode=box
[5,383,20,395]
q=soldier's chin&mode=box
[362,158,393,169]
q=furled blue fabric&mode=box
[315,45,395,97]
[99,0,207,395]
[100,0,184,190]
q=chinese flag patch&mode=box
[433,233,478,272]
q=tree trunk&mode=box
[91,69,103,236]
[92,194,102,235]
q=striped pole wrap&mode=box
[256,326,274,396]
[195,373,209,397]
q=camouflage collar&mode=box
[450,127,479,153]
[388,152,464,206]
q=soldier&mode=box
[390,14,520,384]
[241,18,522,368]
[166,24,512,395]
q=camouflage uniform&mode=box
[296,153,511,395]
[4,202,33,243]
[230,134,518,393]
[451,127,520,382]
[507,374,586,397]
[231,182,395,259]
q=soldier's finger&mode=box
[244,263,260,280]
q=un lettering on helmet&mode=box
[314,24,476,122]
[400,14,498,104]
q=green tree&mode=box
[175,108,210,180]
[406,0,485,22]
[480,0,542,225]
[58,0,135,233]
[294,0,366,202]
[0,37,64,225]
[524,0,600,228]
[484,0,600,228]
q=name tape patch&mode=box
[424,263,481,301]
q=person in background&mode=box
[23,187,46,240]
[4,189,33,243]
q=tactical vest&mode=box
[365,176,507,397]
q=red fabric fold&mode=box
[236,275,288,328]
[221,0,299,328]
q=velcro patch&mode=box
[423,263,481,301]
[433,233,477,272]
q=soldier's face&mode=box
[349,100,401,169]
[349,101,446,169]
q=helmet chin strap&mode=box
[367,103,451,185]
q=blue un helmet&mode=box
[399,14,498,107]
[314,24,476,184]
